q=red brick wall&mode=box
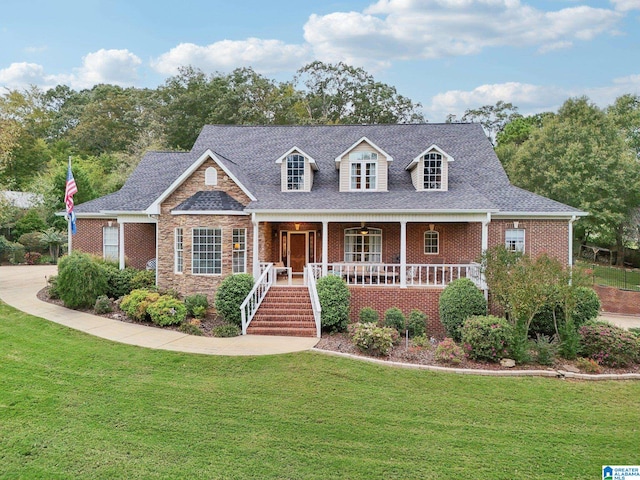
[488,219,570,265]
[73,219,114,257]
[594,285,640,315]
[349,286,446,337]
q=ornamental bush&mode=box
[215,274,254,326]
[407,309,427,338]
[358,307,379,324]
[212,324,241,337]
[434,338,465,365]
[439,278,487,341]
[350,323,398,356]
[100,264,139,299]
[130,269,156,291]
[383,307,406,333]
[185,294,209,318]
[460,315,513,363]
[94,295,113,314]
[530,286,601,337]
[147,295,187,326]
[578,322,639,368]
[316,275,351,332]
[572,287,601,326]
[57,252,109,309]
[120,289,161,321]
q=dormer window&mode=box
[423,153,443,190]
[349,151,378,190]
[287,154,305,191]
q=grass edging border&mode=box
[311,348,640,381]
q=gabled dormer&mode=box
[276,147,318,192]
[405,145,454,192]
[335,137,392,192]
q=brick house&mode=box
[72,124,585,336]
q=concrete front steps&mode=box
[247,286,317,337]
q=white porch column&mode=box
[481,212,491,253]
[119,222,125,270]
[568,215,576,268]
[322,220,329,276]
[252,213,260,279]
[400,220,407,288]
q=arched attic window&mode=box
[205,167,218,186]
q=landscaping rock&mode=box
[561,364,580,373]
[500,358,516,368]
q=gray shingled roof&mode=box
[173,191,245,212]
[76,124,583,216]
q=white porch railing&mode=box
[304,265,322,338]
[309,262,485,289]
[240,262,275,335]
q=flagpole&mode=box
[67,156,73,253]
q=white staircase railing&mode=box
[305,264,322,338]
[240,263,275,335]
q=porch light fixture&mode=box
[233,243,241,250]
[359,223,369,235]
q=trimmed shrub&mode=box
[531,334,558,366]
[13,210,46,239]
[57,253,109,309]
[578,322,639,368]
[572,287,601,326]
[461,315,513,363]
[316,275,351,333]
[358,307,379,324]
[350,323,398,356]
[130,269,156,291]
[47,275,60,299]
[212,324,241,337]
[439,278,487,341]
[120,289,160,321]
[185,294,209,318]
[383,307,406,333]
[18,232,45,253]
[530,286,601,338]
[94,295,113,314]
[215,274,254,327]
[100,264,139,299]
[434,338,465,365]
[407,309,427,338]
[147,295,187,326]
[412,335,432,348]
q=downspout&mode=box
[481,212,491,299]
[568,215,577,268]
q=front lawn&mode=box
[1,301,639,479]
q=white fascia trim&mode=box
[406,144,454,171]
[334,136,393,165]
[492,211,588,219]
[246,208,498,215]
[275,146,318,171]
[146,149,257,215]
[170,210,249,216]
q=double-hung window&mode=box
[505,229,525,253]
[423,153,443,190]
[103,226,118,261]
[286,154,305,191]
[192,228,222,274]
[344,227,382,262]
[232,228,246,274]
[424,230,439,254]
[350,152,378,190]
[174,228,183,273]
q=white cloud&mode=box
[0,62,59,89]
[302,0,622,66]
[537,41,572,54]
[72,49,142,88]
[610,0,640,11]
[151,39,311,76]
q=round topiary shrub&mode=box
[578,321,639,368]
[407,309,427,338]
[147,295,187,326]
[57,252,109,309]
[215,274,254,326]
[316,275,351,332]
[439,278,487,341]
[383,307,406,333]
[460,315,513,363]
[120,289,161,321]
[572,287,601,327]
[359,307,379,324]
[350,323,398,356]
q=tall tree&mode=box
[607,93,640,159]
[460,101,521,145]
[507,97,640,263]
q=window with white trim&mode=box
[423,152,443,190]
[232,228,246,274]
[174,228,183,273]
[286,154,305,191]
[205,167,218,186]
[424,230,439,254]
[505,229,525,253]
[103,226,118,261]
[344,227,382,262]
[349,152,378,190]
[192,228,222,275]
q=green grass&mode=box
[577,260,640,290]
[1,301,639,479]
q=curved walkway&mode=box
[0,265,319,356]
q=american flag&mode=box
[65,158,78,234]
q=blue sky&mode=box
[1,0,638,121]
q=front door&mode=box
[289,233,307,273]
